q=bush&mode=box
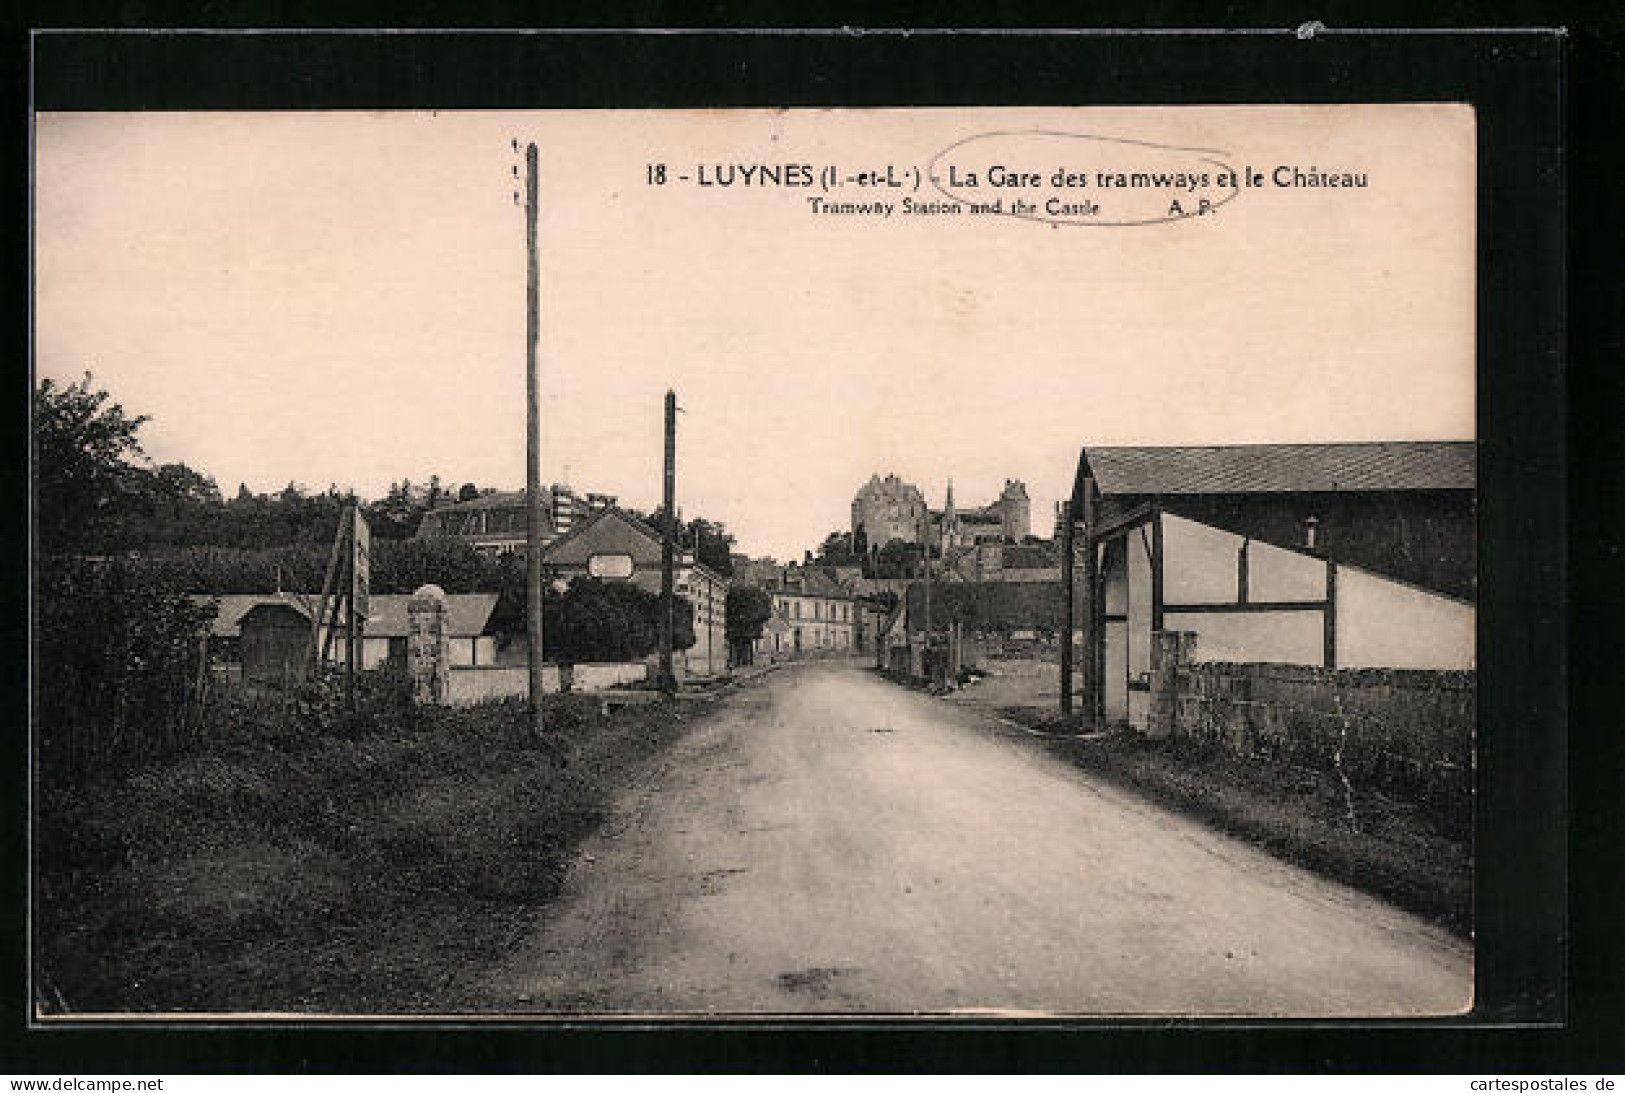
[35,558,217,784]
[542,577,694,662]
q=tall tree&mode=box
[725,583,774,644]
[816,530,857,567]
[638,507,737,577]
[34,372,151,555]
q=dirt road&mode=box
[480,664,1472,1016]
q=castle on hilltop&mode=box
[850,474,1031,552]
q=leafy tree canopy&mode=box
[815,530,860,567]
[34,372,151,555]
[636,507,736,577]
[725,583,775,642]
[542,577,694,663]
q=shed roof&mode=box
[196,594,326,638]
[360,594,500,638]
[194,592,500,639]
[1080,441,1475,497]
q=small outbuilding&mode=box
[237,600,317,684]
[1067,440,1477,731]
[203,591,508,682]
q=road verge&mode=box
[34,685,709,1014]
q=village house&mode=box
[1068,440,1476,731]
[752,570,859,661]
[535,506,729,677]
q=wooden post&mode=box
[309,512,347,672]
[1324,560,1339,668]
[659,389,676,694]
[525,142,546,734]
[1081,484,1100,727]
[347,505,368,715]
[1151,507,1165,634]
[1060,498,1075,716]
[320,576,345,670]
[922,541,933,682]
[345,586,356,713]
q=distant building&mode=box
[415,484,617,558]
[851,473,1031,553]
[942,540,1061,583]
[933,478,1032,551]
[752,570,859,660]
[851,474,930,547]
[1069,440,1476,731]
[731,554,787,587]
[535,507,729,677]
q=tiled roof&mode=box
[1083,441,1475,496]
[193,594,323,637]
[429,490,528,511]
[787,571,851,599]
[1002,544,1059,569]
[193,592,499,638]
[360,594,500,638]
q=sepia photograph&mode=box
[31,101,1484,1020]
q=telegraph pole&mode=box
[1080,484,1099,727]
[659,390,677,694]
[524,142,546,734]
[922,537,933,683]
[1060,498,1075,717]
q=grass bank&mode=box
[34,685,703,1015]
[1037,727,1472,939]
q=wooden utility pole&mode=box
[1080,484,1099,726]
[659,389,677,694]
[1060,498,1075,716]
[922,540,933,683]
[309,513,347,673]
[347,506,370,715]
[524,142,546,734]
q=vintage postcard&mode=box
[32,103,1479,1020]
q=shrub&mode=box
[35,558,217,784]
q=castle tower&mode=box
[999,479,1032,541]
[852,473,928,547]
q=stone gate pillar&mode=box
[408,584,450,706]
[1148,630,1197,739]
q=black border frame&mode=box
[9,23,1581,1074]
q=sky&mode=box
[34,106,1475,561]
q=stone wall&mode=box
[572,661,650,691]
[442,662,654,706]
[446,665,546,706]
[1148,630,1474,801]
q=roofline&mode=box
[1074,440,1477,502]
[537,505,729,585]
